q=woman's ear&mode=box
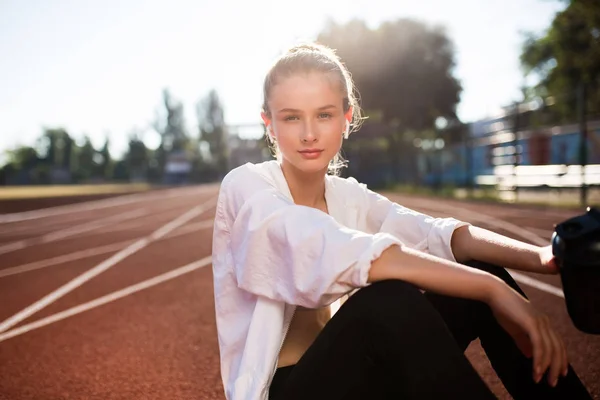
[344,106,353,124]
[343,106,353,139]
[261,111,270,125]
[261,112,274,140]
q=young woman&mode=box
[211,43,592,400]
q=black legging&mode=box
[269,260,592,400]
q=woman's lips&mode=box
[298,149,324,159]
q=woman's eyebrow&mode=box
[277,105,338,113]
[317,104,337,110]
[277,108,301,113]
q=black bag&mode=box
[552,207,600,334]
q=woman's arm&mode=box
[450,225,556,275]
[360,184,555,275]
[368,243,500,301]
[368,244,568,386]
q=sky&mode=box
[0,0,566,162]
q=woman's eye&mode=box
[285,116,299,121]
[319,113,332,119]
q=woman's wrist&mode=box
[482,275,517,305]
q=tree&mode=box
[97,136,112,180]
[152,89,190,180]
[73,135,96,182]
[196,89,229,178]
[0,163,15,185]
[33,128,75,183]
[3,145,40,184]
[521,0,600,121]
[317,18,462,182]
[125,132,149,182]
[6,146,39,170]
[38,128,73,168]
[154,89,190,152]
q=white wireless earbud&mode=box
[343,121,350,139]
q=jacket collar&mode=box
[266,160,351,226]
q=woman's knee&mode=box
[341,280,440,326]
[464,260,527,298]
[464,259,506,277]
[352,280,421,306]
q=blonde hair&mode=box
[261,42,364,175]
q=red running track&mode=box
[0,185,597,399]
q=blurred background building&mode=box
[1,0,598,206]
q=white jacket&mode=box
[212,160,469,400]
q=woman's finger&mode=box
[545,322,563,387]
[562,337,569,377]
[534,315,552,383]
[554,327,569,378]
[527,322,545,383]
[538,315,553,381]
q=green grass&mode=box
[0,183,152,200]
[390,184,460,198]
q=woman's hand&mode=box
[538,245,560,274]
[487,282,568,387]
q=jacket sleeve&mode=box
[360,182,470,262]
[219,167,404,309]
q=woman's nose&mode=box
[301,122,318,143]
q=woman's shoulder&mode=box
[219,160,286,207]
[327,174,393,211]
[327,174,368,196]
[221,160,279,190]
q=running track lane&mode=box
[0,186,598,399]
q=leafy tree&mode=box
[112,160,130,182]
[154,89,189,152]
[6,146,39,170]
[39,128,73,168]
[125,132,149,182]
[317,18,462,181]
[0,163,15,185]
[73,135,96,182]
[152,89,190,179]
[521,0,600,121]
[97,136,112,179]
[196,89,229,178]
[26,128,75,183]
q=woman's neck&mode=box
[280,161,327,208]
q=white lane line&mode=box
[91,216,177,236]
[51,205,215,242]
[393,197,566,298]
[0,218,215,279]
[508,270,565,298]
[524,226,555,239]
[0,241,135,278]
[0,214,96,237]
[413,203,556,243]
[0,185,216,224]
[0,208,149,256]
[0,201,179,237]
[0,256,213,343]
[0,197,217,334]
[406,202,558,241]
[464,216,549,247]
[404,198,550,246]
[166,219,214,237]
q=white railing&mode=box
[475,164,600,188]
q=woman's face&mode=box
[262,71,352,175]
